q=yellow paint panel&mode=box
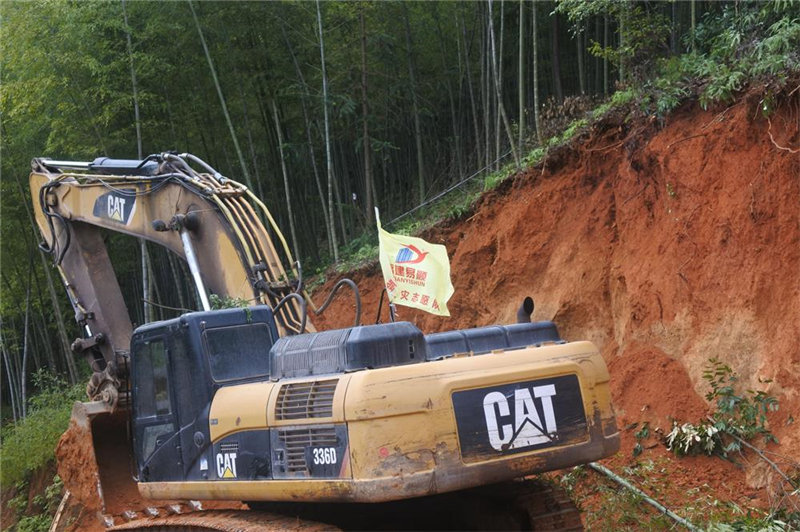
[342,341,614,481]
[209,381,273,442]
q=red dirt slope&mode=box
[313,89,800,501]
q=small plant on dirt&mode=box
[559,465,588,501]
[632,421,651,457]
[665,358,778,457]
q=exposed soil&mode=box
[312,87,800,521]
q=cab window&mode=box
[134,338,172,417]
[203,323,272,382]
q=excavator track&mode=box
[244,477,583,531]
[108,510,332,531]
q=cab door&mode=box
[131,336,183,482]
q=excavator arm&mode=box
[30,153,313,409]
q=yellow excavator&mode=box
[30,153,618,531]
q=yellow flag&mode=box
[377,211,454,316]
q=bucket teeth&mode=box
[102,514,115,528]
[122,510,138,521]
[167,504,183,514]
[189,500,203,511]
[145,507,160,517]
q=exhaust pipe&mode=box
[516,297,534,323]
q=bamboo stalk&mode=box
[588,462,700,531]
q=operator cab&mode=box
[130,306,279,481]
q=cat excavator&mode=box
[30,153,619,531]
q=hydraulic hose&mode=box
[314,278,361,328]
[273,293,308,334]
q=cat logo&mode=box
[483,384,558,451]
[216,452,238,479]
[452,375,586,461]
[107,195,127,221]
[92,190,136,225]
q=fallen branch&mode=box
[707,416,799,493]
[49,490,71,532]
[588,462,700,531]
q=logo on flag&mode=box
[376,209,454,316]
[395,245,429,264]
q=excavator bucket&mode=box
[55,402,137,518]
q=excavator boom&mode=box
[31,154,311,407]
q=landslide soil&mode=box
[313,89,800,521]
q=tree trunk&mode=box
[595,16,601,94]
[619,10,625,83]
[316,0,339,262]
[532,0,541,143]
[280,22,334,256]
[240,84,263,196]
[691,0,696,53]
[488,0,520,168]
[603,15,609,96]
[482,13,491,169]
[518,0,525,155]
[461,8,483,169]
[271,100,301,261]
[122,0,142,159]
[188,0,252,189]
[360,9,375,225]
[551,10,563,102]
[577,26,585,95]
[1,326,20,423]
[403,5,425,204]
[20,256,33,418]
[433,4,463,181]
[671,0,677,54]
[122,0,154,324]
[167,253,188,311]
[494,0,504,170]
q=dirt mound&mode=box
[313,87,800,503]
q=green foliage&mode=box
[590,88,635,118]
[8,474,65,532]
[690,3,799,108]
[665,358,778,457]
[334,231,379,273]
[554,119,589,146]
[208,294,250,310]
[15,514,53,532]
[558,0,671,83]
[704,358,779,451]
[0,372,84,486]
